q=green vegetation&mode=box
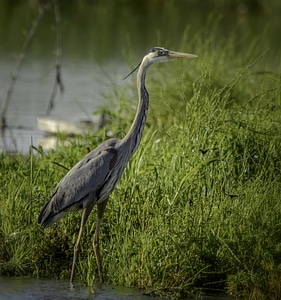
[1,24,281,299]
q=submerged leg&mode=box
[70,203,94,284]
[93,198,108,284]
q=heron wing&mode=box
[38,142,118,227]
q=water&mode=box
[0,58,125,153]
[0,277,237,300]
[0,277,165,300]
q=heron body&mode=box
[38,47,197,284]
[39,141,118,226]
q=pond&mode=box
[0,0,280,153]
[0,277,237,300]
[0,277,166,300]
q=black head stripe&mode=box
[149,47,168,56]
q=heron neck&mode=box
[122,57,150,155]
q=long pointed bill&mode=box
[168,51,198,60]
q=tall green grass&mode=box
[1,27,281,299]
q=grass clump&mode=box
[101,51,281,298]
[1,29,281,299]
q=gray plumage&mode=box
[38,140,119,227]
[38,47,197,285]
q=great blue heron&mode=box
[38,47,197,284]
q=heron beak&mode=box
[168,51,198,60]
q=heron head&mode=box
[124,47,197,79]
[147,47,197,63]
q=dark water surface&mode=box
[0,277,165,300]
[0,277,237,300]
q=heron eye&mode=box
[150,48,166,56]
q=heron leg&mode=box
[93,198,108,284]
[70,203,94,284]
